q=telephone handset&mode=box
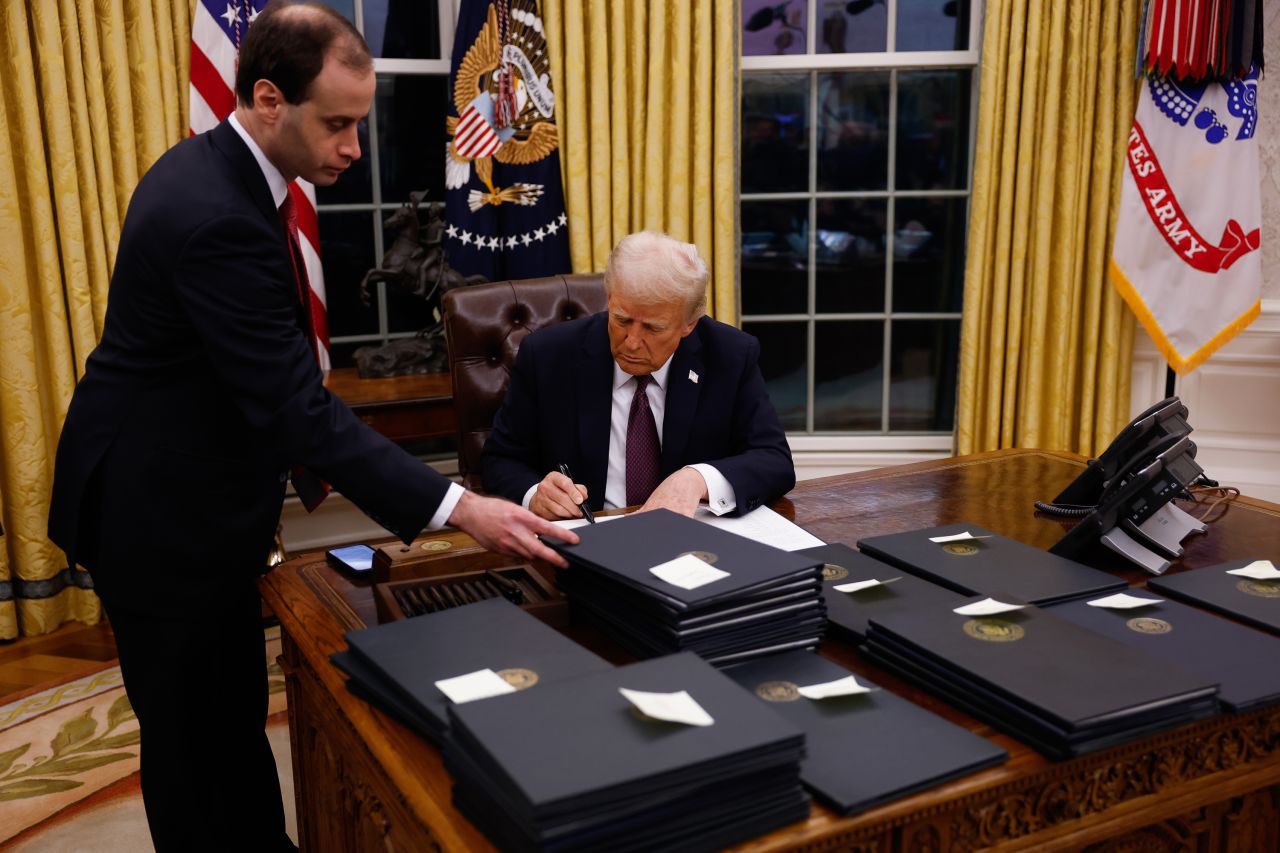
[1043,399,1207,574]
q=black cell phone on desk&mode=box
[326,544,376,577]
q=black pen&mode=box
[557,463,595,523]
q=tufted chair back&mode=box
[442,274,607,492]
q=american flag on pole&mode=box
[189,0,332,369]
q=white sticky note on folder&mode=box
[649,554,730,590]
[1086,592,1164,610]
[833,577,901,594]
[1226,560,1280,580]
[619,687,714,726]
[929,531,993,544]
[434,669,516,704]
[953,597,1026,616]
[797,675,877,700]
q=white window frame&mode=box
[740,0,983,456]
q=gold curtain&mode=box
[0,0,189,639]
[542,0,739,321]
[956,0,1140,456]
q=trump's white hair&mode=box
[603,231,708,322]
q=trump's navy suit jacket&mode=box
[482,312,795,514]
[48,120,449,588]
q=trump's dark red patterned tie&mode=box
[279,192,331,511]
[625,374,662,506]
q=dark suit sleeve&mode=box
[173,213,450,542]
[702,335,795,515]
[481,338,547,504]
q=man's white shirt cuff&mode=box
[521,483,538,510]
[688,464,735,515]
[429,482,466,529]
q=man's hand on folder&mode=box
[530,470,591,521]
[449,491,578,567]
[637,468,707,518]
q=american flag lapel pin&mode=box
[688,370,699,384]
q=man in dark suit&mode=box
[483,231,795,520]
[47,4,573,850]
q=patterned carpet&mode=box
[0,629,293,851]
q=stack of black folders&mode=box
[444,652,810,853]
[550,509,826,666]
[856,522,1128,605]
[1047,592,1280,712]
[862,596,1220,759]
[723,650,1006,814]
[330,597,611,745]
[1147,559,1280,635]
[799,543,968,642]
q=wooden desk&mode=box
[260,450,1280,851]
[324,367,455,445]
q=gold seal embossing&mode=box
[962,618,1025,642]
[756,681,801,702]
[1127,617,1173,634]
[679,551,719,565]
[822,563,849,582]
[1237,579,1280,599]
[942,542,981,556]
[420,539,452,552]
[496,668,539,690]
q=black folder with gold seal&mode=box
[725,650,1006,814]
[1148,559,1280,635]
[857,522,1127,606]
[798,542,967,641]
[336,597,611,744]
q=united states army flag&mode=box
[1110,70,1261,374]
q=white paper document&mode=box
[833,577,901,594]
[619,687,714,726]
[434,669,516,704]
[649,554,730,590]
[796,674,877,700]
[692,505,826,551]
[1086,592,1165,610]
[929,531,993,544]
[551,505,825,551]
[953,597,1026,616]
[1226,560,1280,580]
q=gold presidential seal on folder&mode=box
[962,618,1025,642]
[1237,579,1280,599]
[942,542,981,556]
[755,681,802,702]
[496,668,539,690]
[1126,617,1173,634]
[821,563,849,582]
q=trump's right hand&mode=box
[529,471,590,521]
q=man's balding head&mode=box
[235,1,371,106]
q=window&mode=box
[740,0,979,448]
[312,1,457,368]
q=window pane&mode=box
[382,211,443,333]
[814,321,883,430]
[314,121,373,205]
[377,75,450,207]
[816,71,889,191]
[896,0,970,52]
[362,0,440,59]
[742,0,807,56]
[743,322,807,431]
[815,198,886,313]
[319,212,380,339]
[741,201,808,316]
[895,70,971,190]
[890,320,960,430]
[892,196,966,312]
[817,1,887,53]
[742,74,809,194]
